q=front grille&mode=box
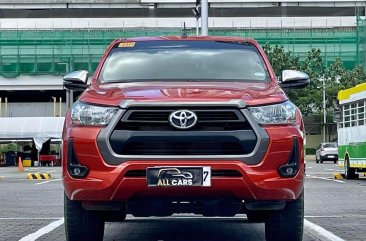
[116,108,251,131]
[124,141,245,155]
[125,170,146,177]
[128,110,239,122]
[109,107,257,156]
[212,170,242,177]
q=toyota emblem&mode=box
[169,110,198,129]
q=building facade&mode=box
[0,0,365,118]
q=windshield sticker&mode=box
[254,72,266,77]
[119,42,136,48]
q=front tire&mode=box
[344,157,356,180]
[64,193,105,241]
[265,190,304,241]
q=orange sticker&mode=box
[119,42,136,48]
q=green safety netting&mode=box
[0,25,363,78]
[357,18,366,68]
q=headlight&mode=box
[71,102,118,126]
[248,101,296,125]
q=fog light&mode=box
[72,167,81,176]
[67,139,89,178]
[278,137,300,178]
[279,164,298,178]
[286,167,294,175]
[69,165,88,178]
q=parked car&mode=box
[62,36,310,241]
[315,142,338,163]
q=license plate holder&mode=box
[147,166,211,187]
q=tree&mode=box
[263,43,366,116]
[0,143,18,153]
[262,43,300,76]
[263,44,325,115]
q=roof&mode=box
[0,75,63,91]
[120,36,258,44]
[0,117,65,150]
[338,82,366,104]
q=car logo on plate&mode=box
[169,110,198,129]
[156,168,194,186]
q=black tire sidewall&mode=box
[265,190,304,241]
[64,193,105,241]
[345,157,356,180]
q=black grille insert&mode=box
[117,108,251,131]
[124,141,245,155]
[127,110,239,122]
[212,170,242,177]
[125,170,146,177]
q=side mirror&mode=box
[279,70,310,89]
[63,70,89,91]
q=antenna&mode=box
[182,22,188,38]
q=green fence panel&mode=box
[0,27,362,78]
[357,17,366,68]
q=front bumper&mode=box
[320,153,338,160]
[62,125,304,202]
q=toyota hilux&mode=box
[62,36,309,241]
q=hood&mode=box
[79,81,288,107]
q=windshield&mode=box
[99,40,269,83]
[323,143,337,148]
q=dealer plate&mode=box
[147,166,211,187]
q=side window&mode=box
[358,100,365,126]
[350,103,356,127]
[343,104,350,127]
[341,100,366,127]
